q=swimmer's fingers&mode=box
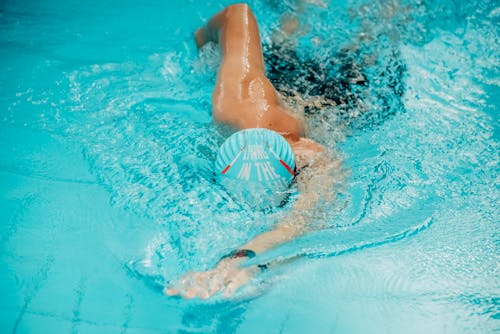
[165,287,179,296]
[165,270,226,299]
[202,273,226,299]
[184,267,239,299]
[221,267,256,298]
[164,271,199,297]
[165,265,255,299]
[199,267,239,299]
[165,277,186,296]
[177,271,211,299]
[183,271,219,299]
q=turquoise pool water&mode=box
[1,0,498,333]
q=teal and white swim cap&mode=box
[215,128,296,208]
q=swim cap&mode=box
[215,128,296,208]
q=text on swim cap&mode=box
[243,145,268,160]
[237,163,252,180]
[236,162,285,182]
[255,162,280,181]
[236,144,282,182]
[225,144,291,182]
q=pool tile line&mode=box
[11,298,29,334]
[70,277,87,334]
[11,255,55,334]
[22,302,174,333]
[120,293,134,334]
[0,192,37,248]
[0,167,97,185]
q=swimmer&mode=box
[165,3,339,299]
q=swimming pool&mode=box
[1,0,498,332]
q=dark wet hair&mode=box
[263,42,406,131]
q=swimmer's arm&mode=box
[237,198,318,254]
[165,144,339,298]
[194,7,225,47]
[195,4,259,48]
[238,146,339,255]
[194,4,266,71]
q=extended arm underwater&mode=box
[165,147,340,299]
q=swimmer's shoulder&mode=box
[290,137,325,154]
[289,137,326,171]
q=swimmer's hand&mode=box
[165,258,258,299]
